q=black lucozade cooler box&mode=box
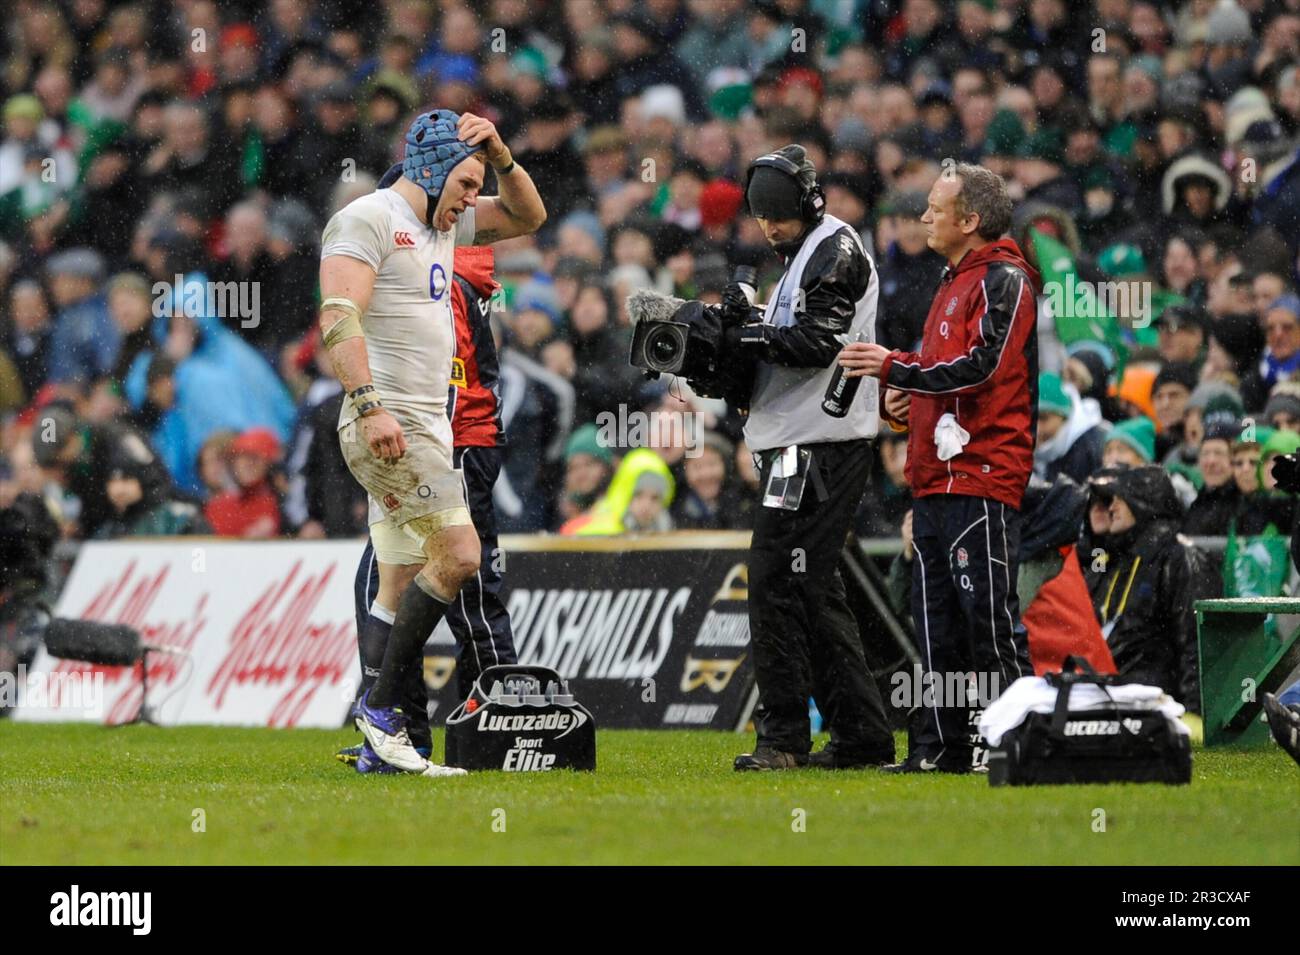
[445,664,596,771]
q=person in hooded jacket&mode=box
[1034,371,1108,485]
[560,447,675,535]
[566,282,641,426]
[1015,473,1115,677]
[93,444,208,538]
[1063,341,1122,422]
[1084,465,1215,713]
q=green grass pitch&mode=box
[2,723,1296,865]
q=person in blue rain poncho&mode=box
[124,271,295,496]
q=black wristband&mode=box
[499,160,516,175]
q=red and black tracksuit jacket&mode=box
[880,238,1041,509]
[448,246,503,447]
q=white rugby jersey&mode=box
[320,188,477,437]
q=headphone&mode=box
[740,147,826,224]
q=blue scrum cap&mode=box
[401,109,482,206]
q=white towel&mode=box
[934,412,970,462]
[978,675,1188,746]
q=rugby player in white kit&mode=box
[318,109,545,774]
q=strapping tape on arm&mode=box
[321,297,364,348]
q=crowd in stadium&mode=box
[0,0,1299,567]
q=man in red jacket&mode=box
[840,163,1040,773]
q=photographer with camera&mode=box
[710,145,894,770]
[0,489,60,715]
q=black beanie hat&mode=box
[746,164,804,221]
[1153,361,1198,394]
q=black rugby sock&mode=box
[356,604,394,699]
[369,576,449,709]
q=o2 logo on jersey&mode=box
[429,263,448,301]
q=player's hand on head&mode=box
[458,112,507,164]
[362,409,407,463]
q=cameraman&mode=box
[725,145,893,771]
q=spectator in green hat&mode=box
[1098,242,1165,343]
[1098,242,1148,279]
[1103,416,1156,468]
[1077,166,1130,249]
[558,423,615,524]
[981,107,1026,177]
[1035,371,1109,485]
[1175,381,1245,470]
[1014,128,1080,214]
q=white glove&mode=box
[934,412,970,462]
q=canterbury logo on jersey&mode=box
[394,231,415,247]
[450,357,467,387]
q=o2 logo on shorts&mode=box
[417,484,437,499]
[429,263,448,300]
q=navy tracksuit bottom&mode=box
[353,446,517,744]
[908,494,1032,766]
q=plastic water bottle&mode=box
[822,331,867,417]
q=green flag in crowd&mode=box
[1031,228,1129,372]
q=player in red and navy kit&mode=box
[340,236,518,772]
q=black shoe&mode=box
[806,744,894,769]
[881,753,971,775]
[733,747,807,771]
[1262,693,1300,767]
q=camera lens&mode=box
[651,336,679,363]
[643,324,686,372]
